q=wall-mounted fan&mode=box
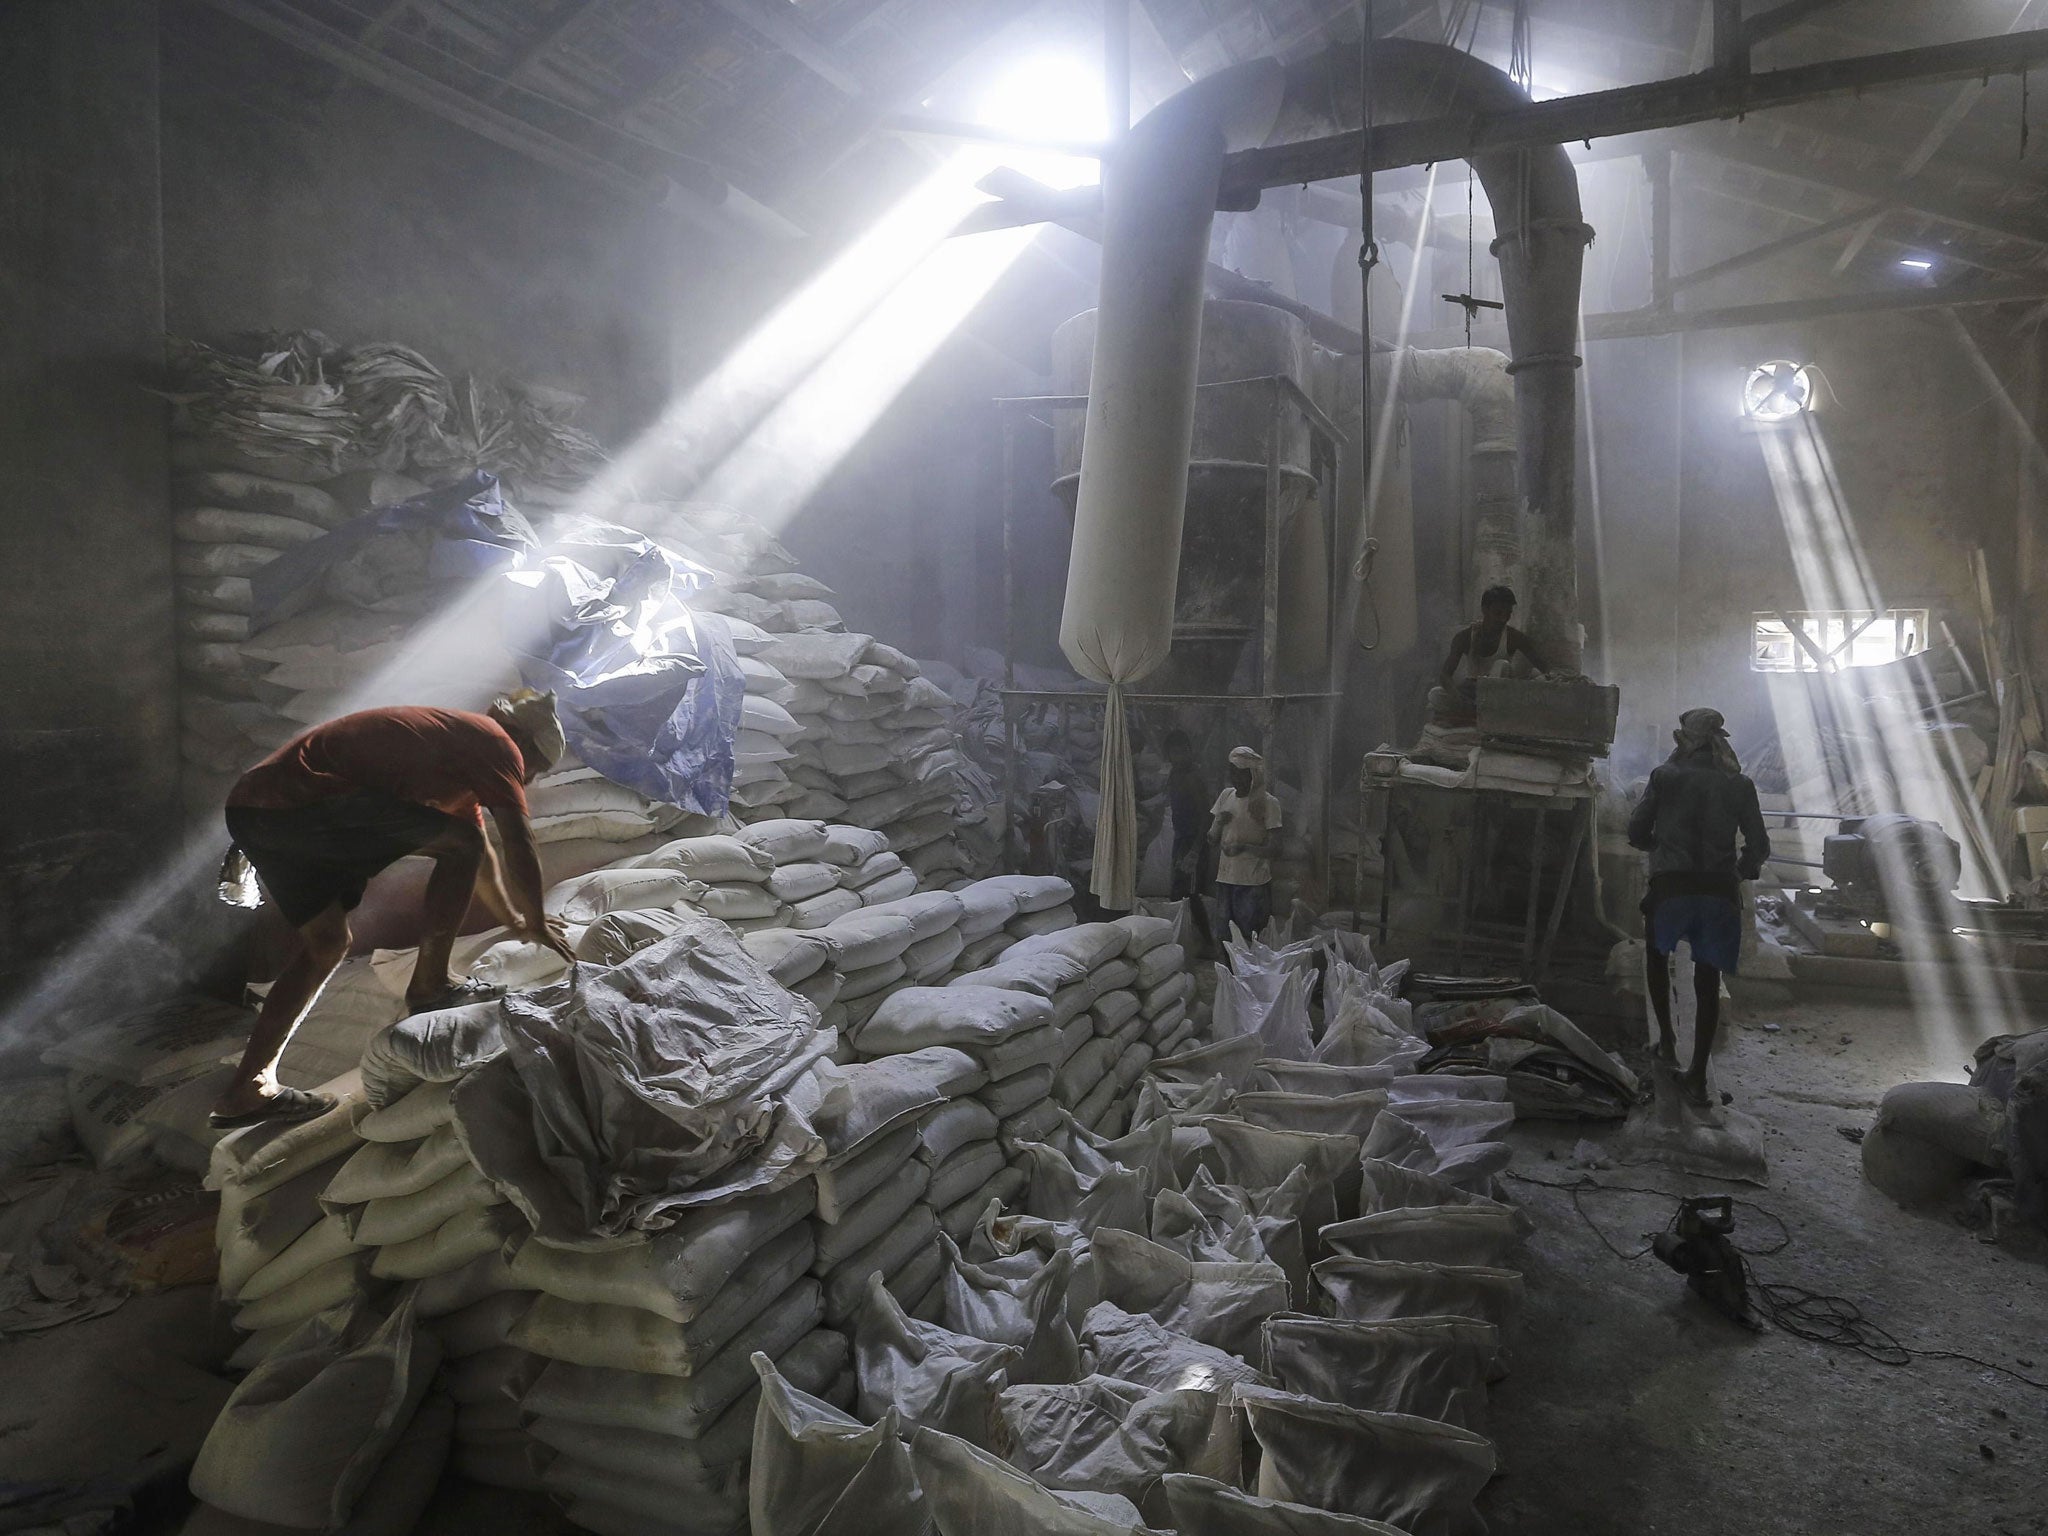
[1742,360,1814,422]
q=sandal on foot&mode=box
[209,1085,337,1131]
[406,978,506,1016]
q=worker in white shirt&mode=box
[1208,745,1282,943]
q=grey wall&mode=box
[0,1,178,1014]
[1372,306,2012,789]
[1581,313,2002,782]
[159,9,681,450]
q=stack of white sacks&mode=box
[172,468,426,813]
[171,440,994,897]
[208,893,1545,1533]
[740,928,1538,1536]
[736,628,986,883]
[203,829,1209,1535]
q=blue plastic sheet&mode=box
[502,525,744,815]
[249,470,537,630]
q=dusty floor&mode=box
[1482,987,2048,1536]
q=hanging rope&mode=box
[1355,1,1382,659]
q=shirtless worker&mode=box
[1430,585,1547,727]
[210,690,575,1128]
[1626,708,1771,1107]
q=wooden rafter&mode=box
[1665,201,1893,294]
[704,0,864,97]
[480,0,609,103]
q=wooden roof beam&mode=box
[1666,200,1892,293]
[706,0,864,97]
[197,0,802,238]
[480,0,610,103]
[1741,0,1858,49]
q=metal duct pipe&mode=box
[1315,344,1515,747]
[1064,38,1591,682]
[1391,346,1519,608]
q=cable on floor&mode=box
[1503,1169,2048,1393]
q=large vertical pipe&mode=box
[1058,62,1286,686]
[1068,38,1592,678]
[1268,41,1592,673]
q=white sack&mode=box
[1089,1227,1289,1359]
[190,1295,440,1530]
[1237,1386,1495,1536]
[1261,1314,1499,1431]
[1312,1255,1524,1330]
[1320,1205,1523,1269]
[854,1275,1019,1439]
[505,1179,813,1322]
[746,1354,928,1536]
[936,1234,1079,1384]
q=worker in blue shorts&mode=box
[1627,708,1771,1107]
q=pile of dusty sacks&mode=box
[190,915,1542,1536]
[164,331,994,887]
[165,330,598,819]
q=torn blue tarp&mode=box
[249,470,537,630]
[502,524,744,815]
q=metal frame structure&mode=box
[993,373,1345,904]
[1361,773,1595,983]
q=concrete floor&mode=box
[1481,990,2048,1536]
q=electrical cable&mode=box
[1504,1170,2048,1392]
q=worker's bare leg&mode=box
[1644,943,1678,1067]
[1681,961,1722,1106]
[406,820,485,1007]
[211,902,350,1117]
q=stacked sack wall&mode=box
[196,905,1548,1535]
[195,851,1204,1533]
[742,930,1540,1536]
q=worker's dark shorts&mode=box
[1215,881,1273,944]
[1645,894,1742,975]
[226,792,469,929]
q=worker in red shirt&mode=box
[211,689,575,1128]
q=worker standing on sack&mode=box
[1209,745,1282,944]
[1627,707,1771,1108]
[210,690,575,1129]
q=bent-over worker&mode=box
[1209,745,1282,944]
[212,691,574,1129]
[1626,707,1771,1108]
[1430,584,1546,726]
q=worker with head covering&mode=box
[210,690,574,1128]
[1626,708,1771,1107]
[1209,745,1283,944]
[1430,584,1546,726]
